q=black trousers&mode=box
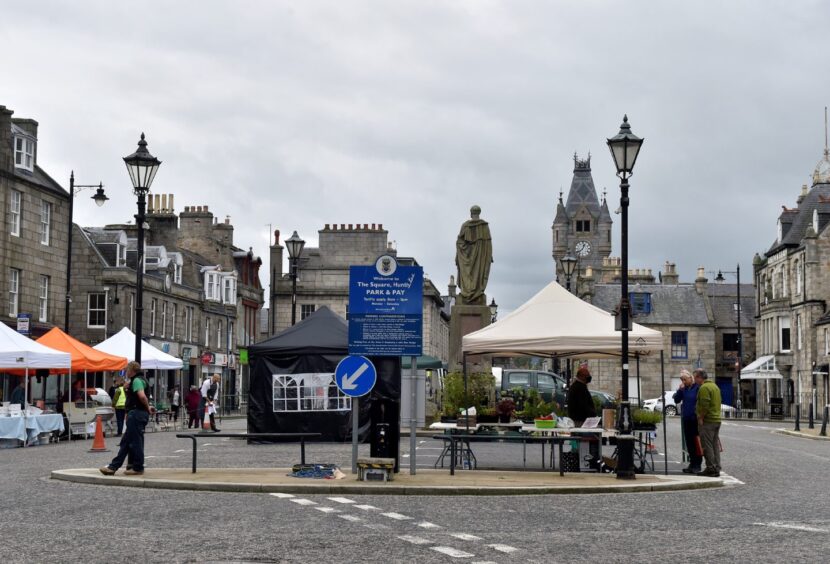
[682,417,703,469]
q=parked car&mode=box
[492,368,567,409]
[642,391,735,417]
[591,390,617,409]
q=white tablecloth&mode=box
[0,414,64,444]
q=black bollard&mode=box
[794,404,801,432]
[820,406,828,437]
[808,403,815,429]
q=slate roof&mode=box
[564,155,601,219]
[767,182,830,255]
[708,283,756,328]
[592,283,710,325]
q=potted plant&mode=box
[477,407,498,423]
[495,398,516,423]
[632,408,662,430]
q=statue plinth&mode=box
[449,301,492,372]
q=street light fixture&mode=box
[65,173,108,333]
[607,114,643,480]
[489,297,498,323]
[285,230,305,325]
[715,265,743,409]
[123,133,162,363]
[560,255,578,293]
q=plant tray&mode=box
[534,419,556,429]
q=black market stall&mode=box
[247,307,401,465]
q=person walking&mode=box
[170,385,180,423]
[100,362,155,476]
[185,386,201,429]
[694,369,722,477]
[673,369,702,474]
[199,374,221,432]
[112,376,127,436]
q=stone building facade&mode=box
[0,105,70,337]
[268,224,449,364]
[754,147,830,412]
[552,154,613,284]
[69,197,264,408]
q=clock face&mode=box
[575,240,592,257]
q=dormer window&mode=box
[205,271,221,301]
[14,136,35,171]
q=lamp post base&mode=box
[615,439,636,480]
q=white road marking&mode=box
[290,498,317,506]
[314,506,340,514]
[720,472,745,485]
[338,514,363,522]
[398,535,432,545]
[144,455,180,458]
[450,533,481,541]
[270,493,294,499]
[354,504,379,511]
[173,449,189,453]
[471,562,498,564]
[488,544,519,553]
[327,497,355,504]
[431,546,475,558]
[382,512,412,520]
[417,521,442,529]
[755,522,830,533]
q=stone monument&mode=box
[449,205,495,371]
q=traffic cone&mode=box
[89,415,109,452]
[202,404,211,431]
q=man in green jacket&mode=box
[694,369,722,477]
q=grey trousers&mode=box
[699,422,721,472]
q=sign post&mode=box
[348,255,423,474]
[335,355,378,474]
[16,313,31,335]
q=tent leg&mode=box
[23,368,28,448]
[463,352,469,434]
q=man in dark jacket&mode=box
[567,367,597,426]
[673,369,702,473]
[100,362,155,476]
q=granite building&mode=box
[268,224,449,364]
[753,145,830,412]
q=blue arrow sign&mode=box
[335,355,377,398]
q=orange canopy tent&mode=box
[36,327,128,373]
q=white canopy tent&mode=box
[0,321,72,370]
[93,327,183,370]
[740,355,782,380]
[462,281,663,357]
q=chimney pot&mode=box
[161,194,168,212]
[372,223,376,230]
[169,194,174,212]
[378,224,383,230]
[325,224,330,230]
[348,224,353,230]
[341,224,345,230]
[363,223,368,230]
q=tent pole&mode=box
[23,368,28,448]
[463,352,469,434]
[636,353,641,403]
[661,350,667,475]
[84,370,88,439]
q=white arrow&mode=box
[341,362,369,390]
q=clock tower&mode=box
[552,153,613,284]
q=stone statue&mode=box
[455,205,493,305]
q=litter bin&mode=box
[770,397,784,420]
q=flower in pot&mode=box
[495,398,516,423]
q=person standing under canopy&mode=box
[455,205,493,305]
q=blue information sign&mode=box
[335,355,377,398]
[348,255,423,356]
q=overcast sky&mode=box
[3,1,829,314]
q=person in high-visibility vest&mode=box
[112,376,127,436]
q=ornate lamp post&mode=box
[489,297,498,323]
[607,115,643,480]
[65,174,108,332]
[560,255,578,293]
[284,230,305,325]
[716,265,743,411]
[123,133,162,363]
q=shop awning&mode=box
[740,355,783,380]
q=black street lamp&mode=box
[123,133,162,363]
[489,297,498,323]
[716,265,743,408]
[607,114,643,480]
[285,230,305,325]
[65,173,108,333]
[560,255,578,293]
